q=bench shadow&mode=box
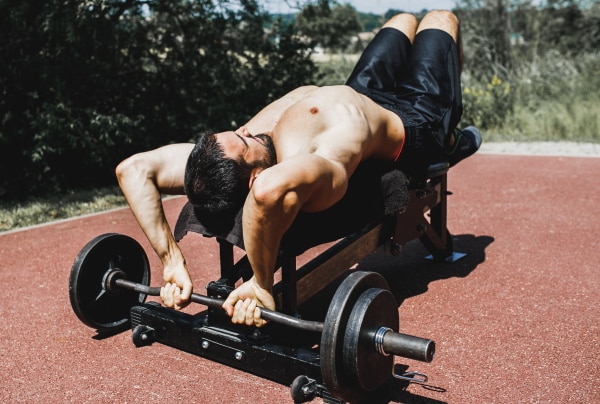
[300,233,493,318]
[357,233,494,305]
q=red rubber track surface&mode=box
[1,153,598,403]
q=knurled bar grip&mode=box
[115,278,323,332]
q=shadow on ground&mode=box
[358,234,494,305]
[297,234,493,403]
[300,234,494,318]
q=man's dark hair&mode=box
[184,134,252,232]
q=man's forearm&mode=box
[241,184,301,291]
[241,206,279,291]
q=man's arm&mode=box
[115,143,195,310]
[222,154,349,326]
[238,86,318,135]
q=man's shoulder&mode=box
[287,84,356,97]
[285,85,320,97]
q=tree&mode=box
[295,0,362,52]
[0,0,316,198]
[455,0,600,77]
[455,0,512,78]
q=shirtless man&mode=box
[116,10,481,327]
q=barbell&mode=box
[69,233,434,402]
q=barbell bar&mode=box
[109,273,434,363]
[112,276,323,332]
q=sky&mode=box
[262,0,459,15]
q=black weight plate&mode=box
[343,288,398,393]
[69,233,150,333]
[320,271,390,401]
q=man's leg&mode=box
[399,10,480,166]
[416,11,480,164]
[416,10,461,152]
[417,10,463,74]
[345,13,417,94]
[416,10,459,43]
[382,13,418,43]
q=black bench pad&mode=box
[174,161,409,256]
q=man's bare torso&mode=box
[270,85,405,175]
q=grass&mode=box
[489,98,600,142]
[0,187,127,232]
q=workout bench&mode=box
[69,161,464,403]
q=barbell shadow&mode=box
[381,364,449,404]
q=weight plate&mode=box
[343,288,398,393]
[320,271,390,401]
[69,233,150,333]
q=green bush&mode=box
[461,74,514,130]
[465,51,600,142]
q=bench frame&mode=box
[208,162,462,314]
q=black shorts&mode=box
[346,27,463,172]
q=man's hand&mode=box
[160,262,193,310]
[222,276,275,328]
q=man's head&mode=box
[184,131,276,232]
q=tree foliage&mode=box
[454,0,600,129]
[0,0,315,198]
[456,0,600,79]
[295,0,362,52]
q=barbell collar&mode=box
[374,327,392,356]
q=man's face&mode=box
[216,131,276,169]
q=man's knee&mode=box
[416,10,460,42]
[384,13,418,28]
[423,9,459,24]
[382,13,418,42]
